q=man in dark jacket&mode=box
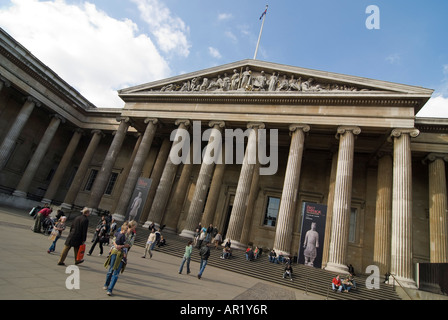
[57,207,91,266]
[197,241,210,279]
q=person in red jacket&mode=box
[33,203,52,233]
[332,275,343,292]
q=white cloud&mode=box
[218,13,233,21]
[0,0,171,108]
[208,47,222,59]
[386,53,401,65]
[130,0,190,57]
[417,95,448,118]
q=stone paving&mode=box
[0,204,324,302]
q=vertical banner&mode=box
[298,202,327,268]
[125,177,151,222]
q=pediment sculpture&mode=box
[157,66,370,93]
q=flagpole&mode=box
[254,5,268,60]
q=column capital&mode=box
[289,123,310,133]
[209,120,225,129]
[73,128,84,135]
[247,122,265,129]
[423,153,448,164]
[175,119,191,128]
[144,118,159,125]
[51,114,66,124]
[335,126,361,139]
[390,128,420,139]
[91,129,105,138]
[25,96,42,107]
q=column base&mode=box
[227,239,246,251]
[179,229,195,239]
[391,275,418,289]
[325,262,349,275]
[142,221,160,230]
[12,190,27,198]
[60,203,73,211]
[41,198,52,205]
[113,214,126,222]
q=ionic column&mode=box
[180,120,225,238]
[87,117,131,213]
[163,144,194,233]
[425,153,448,263]
[13,114,64,198]
[325,126,361,274]
[373,154,393,276]
[141,138,171,225]
[202,155,226,227]
[113,118,158,221]
[146,119,190,227]
[390,128,419,288]
[273,124,310,256]
[42,128,84,204]
[61,130,104,210]
[322,151,338,267]
[0,97,40,171]
[226,122,264,249]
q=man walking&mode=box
[198,241,210,279]
[57,207,90,266]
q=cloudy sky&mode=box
[0,0,447,117]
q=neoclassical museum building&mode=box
[1,28,447,289]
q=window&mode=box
[104,172,119,195]
[263,196,280,227]
[84,169,98,191]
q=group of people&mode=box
[193,223,222,249]
[31,205,140,296]
[245,246,261,261]
[331,273,357,293]
[142,225,166,259]
[178,238,211,279]
[268,249,293,264]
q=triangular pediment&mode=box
[119,59,433,97]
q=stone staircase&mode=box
[81,214,401,300]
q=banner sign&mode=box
[125,177,151,222]
[298,202,327,268]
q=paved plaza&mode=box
[0,204,323,303]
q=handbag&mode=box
[48,228,58,241]
[76,244,86,261]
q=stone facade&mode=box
[1,27,447,288]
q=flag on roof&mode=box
[259,6,268,20]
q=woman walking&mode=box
[178,240,193,274]
[47,216,66,253]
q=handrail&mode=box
[389,273,414,300]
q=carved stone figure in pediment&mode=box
[276,75,289,91]
[268,72,278,91]
[222,73,231,91]
[207,75,223,91]
[231,69,240,91]
[252,71,267,91]
[288,75,301,91]
[200,78,209,91]
[240,67,252,90]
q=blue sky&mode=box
[1,0,447,117]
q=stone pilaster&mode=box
[61,130,104,210]
[225,122,264,249]
[373,154,393,275]
[113,118,158,221]
[325,126,361,274]
[273,124,310,256]
[0,97,40,171]
[390,128,419,288]
[425,153,448,263]
[87,117,131,213]
[13,114,64,198]
[146,120,190,227]
[42,128,84,204]
[180,120,225,238]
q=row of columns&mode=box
[1,91,447,288]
